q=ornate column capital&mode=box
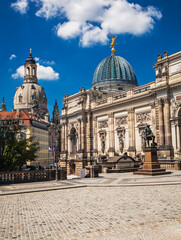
[157,98,163,105]
[163,97,170,104]
[128,107,134,114]
[107,112,114,118]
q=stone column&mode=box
[176,123,181,151]
[64,120,68,152]
[93,116,98,156]
[61,123,65,151]
[86,111,92,158]
[163,98,172,146]
[128,108,135,156]
[108,112,115,157]
[150,102,156,141]
[81,115,86,157]
[77,118,81,151]
[158,98,164,146]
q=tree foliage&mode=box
[0,120,39,171]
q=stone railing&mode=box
[158,160,181,170]
[133,84,151,94]
[0,168,67,184]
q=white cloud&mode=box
[34,57,55,65]
[11,0,29,14]
[34,57,39,62]
[9,54,17,60]
[12,63,59,80]
[11,0,162,46]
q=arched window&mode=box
[26,67,30,75]
[19,95,23,103]
[32,68,36,76]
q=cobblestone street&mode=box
[0,182,181,240]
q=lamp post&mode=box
[55,139,59,181]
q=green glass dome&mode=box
[92,53,138,88]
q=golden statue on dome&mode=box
[110,35,117,53]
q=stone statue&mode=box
[145,124,157,147]
[110,35,117,52]
[101,135,106,154]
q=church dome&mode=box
[92,52,138,90]
[14,83,48,113]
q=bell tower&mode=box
[24,48,38,83]
[52,99,60,125]
[1,97,7,111]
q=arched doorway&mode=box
[70,161,76,174]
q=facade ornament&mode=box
[136,112,151,123]
[99,130,106,154]
[156,67,162,78]
[98,120,108,128]
[116,116,127,126]
[162,64,169,76]
[171,98,180,118]
[116,127,125,153]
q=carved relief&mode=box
[156,64,169,79]
[116,127,125,153]
[116,116,127,126]
[98,120,108,128]
[171,98,181,118]
[136,112,151,123]
[99,130,106,154]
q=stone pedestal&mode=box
[134,147,171,176]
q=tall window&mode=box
[19,95,23,103]
[26,67,30,75]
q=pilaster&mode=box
[93,116,98,157]
[163,97,172,146]
[108,112,115,157]
[128,108,136,157]
[157,98,164,146]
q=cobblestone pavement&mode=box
[0,185,181,240]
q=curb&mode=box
[0,184,87,196]
[1,181,181,196]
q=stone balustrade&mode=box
[0,168,67,184]
[158,160,181,170]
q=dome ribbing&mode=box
[92,53,138,88]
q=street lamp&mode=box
[55,139,59,181]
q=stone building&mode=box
[59,45,181,176]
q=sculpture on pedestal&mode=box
[145,124,157,147]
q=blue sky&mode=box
[1,0,181,117]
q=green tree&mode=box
[0,120,39,171]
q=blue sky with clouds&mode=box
[1,0,181,116]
